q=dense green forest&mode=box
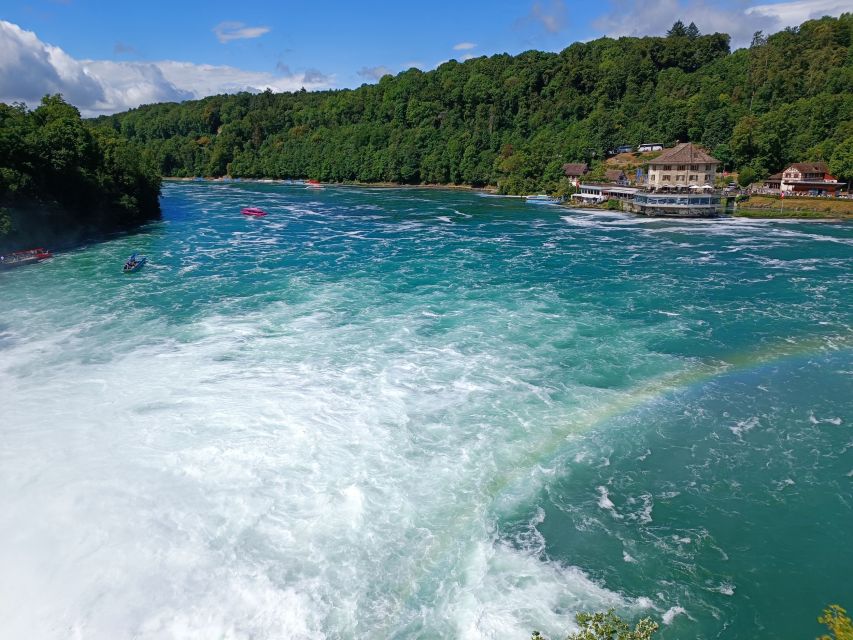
[92,14,853,195]
[0,96,161,251]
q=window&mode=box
[689,175,697,181]
[676,175,685,181]
[662,165,672,170]
[663,175,671,181]
[677,165,686,171]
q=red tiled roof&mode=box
[647,142,718,165]
[605,169,626,182]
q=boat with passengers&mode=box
[0,248,52,269]
[123,253,147,273]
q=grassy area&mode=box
[735,195,853,219]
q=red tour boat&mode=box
[0,248,52,269]
[241,207,268,217]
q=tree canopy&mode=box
[72,13,853,196]
[0,96,161,250]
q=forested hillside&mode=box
[95,15,853,194]
[0,96,161,250]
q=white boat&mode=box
[525,194,559,204]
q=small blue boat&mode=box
[123,253,147,273]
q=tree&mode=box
[667,21,687,37]
[829,137,853,190]
[750,31,767,48]
[81,14,853,196]
[737,166,757,187]
[0,95,160,251]
[819,605,853,640]
[0,207,12,238]
[531,610,659,640]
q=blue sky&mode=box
[1,0,849,115]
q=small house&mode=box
[605,169,628,186]
[638,143,663,152]
[563,163,589,181]
[778,162,845,195]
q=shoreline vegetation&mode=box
[94,15,852,200]
[0,97,161,252]
[733,195,853,219]
[167,176,853,220]
[3,15,853,249]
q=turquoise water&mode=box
[1,182,851,639]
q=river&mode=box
[1,182,851,639]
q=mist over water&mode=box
[1,182,851,639]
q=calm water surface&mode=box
[1,182,851,639]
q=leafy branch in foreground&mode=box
[819,605,853,640]
[532,609,659,640]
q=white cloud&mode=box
[0,20,105,107]
[357,65,393,81]
[460,53,476,61]
[0,20,333,116]
[453,42,477,50]
[594,0,850,48]
[212,21,271,44]
[745,0,851,25]
[527,0,568,34]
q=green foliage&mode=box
[819,605,853,640]
[568,610,658,640]
[0,95,160,249]
[606,198,621,210]
[829,137,853,184]
[667,21,687,37]
[91,14,852,195]
[737,166,757,187]
[531,610,659,640]
[0,206,11,238]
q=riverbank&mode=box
[734,195,853,220]
[163,176,499,193]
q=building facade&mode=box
[630,192,722,217]
[778,162,845,195]
[646,143,719,190]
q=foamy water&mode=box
[1,183,851,639]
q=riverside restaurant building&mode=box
[627,142,723,217]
